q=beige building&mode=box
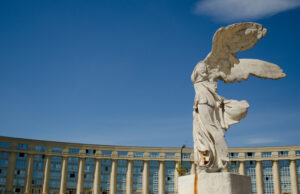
[0,136,299,194]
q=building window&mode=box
[182,153,191,159]
[165,161,175,193]
[0,142,10,149]
[245,152,255,158]
[66,157,79,191]
[261,152,272,158]
[134,152,144,158]
[279,160,291,192]
[149,152,159,158]
[86,149,96,155]
[101,159,111,193]
[296,151,300,156]
[182,162,191,175]
[0,152,9,191]
[35,146,45,152]
[17,144,28,151]
[19,153,25,158]
[229,161,239,174]
[133,160,143,193]
[69,148,79,154]
[13,153,27,193]
[229,152,238,159]
[32,155,45,191]
[116,160,127,193]
[118,151,128,157]
[149,161,159,194]
[278,151,288,157]
[102,150,112,157]
[296,160,300,191]
[52,147,63,153]
[165,153,175,159]
[246,161,256,194]
[262,161,274,194]
[49,156,62,192]
[84,158,95,189]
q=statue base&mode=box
[178,172,252,194]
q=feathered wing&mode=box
[204,22,268,69]
[223,59,286,83]
[202,22,286,83]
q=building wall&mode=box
[0,136,299,194]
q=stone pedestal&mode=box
[178,172,252,194]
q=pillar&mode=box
[42,155,51,194]
[59,157,68,194]
[256,161,264,194]
[239,161,246,175]
[93,159,101,194]
[174,162,179,194]
[5,152,16,194]
[190,163,196,174]
[290,160,299,194]
[110,159,117,194]
[24,154,34,194]
[273,160,281,194]
[142,161,149,194]
[158,161,165,194]
[126,160,133,194]
[76,158,85,194]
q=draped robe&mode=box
[193,80,249,172]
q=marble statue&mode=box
[192,22,286,173]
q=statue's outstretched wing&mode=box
[204,22,267,69]
[223,59,286,83]
[203,22,286,83]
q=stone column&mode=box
[158,161,165,194]
[5,152,16,194]
[93,159,101,194]
[273,160,281,194]
[290,160,299,194]
[24,154,34,194]
[59,157,69,194]
[110,159,117,194]
[142,161,149,194]
[76,158,85,194]
[190,163,196,174]
[42,155,52,194]
[255,161,264,194]
[174,162,179,194]
[239,161,246,175]
[126,160,133,194]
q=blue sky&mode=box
[0,0,300,148]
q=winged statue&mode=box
[191,22,286,173]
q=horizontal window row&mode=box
[228,151,298,158]
[1,142,300,159]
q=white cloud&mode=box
[245,137,280,145]
[194,0,300,22]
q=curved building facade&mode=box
[0,136,299,194]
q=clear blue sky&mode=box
[0,0,299,148]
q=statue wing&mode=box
[203,22,286,83]
[223,59,286,83]
[204,22,267,69]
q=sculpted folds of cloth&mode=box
[192,22,286,172]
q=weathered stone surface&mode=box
[178,172,252,194]
[191,22,286,172]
